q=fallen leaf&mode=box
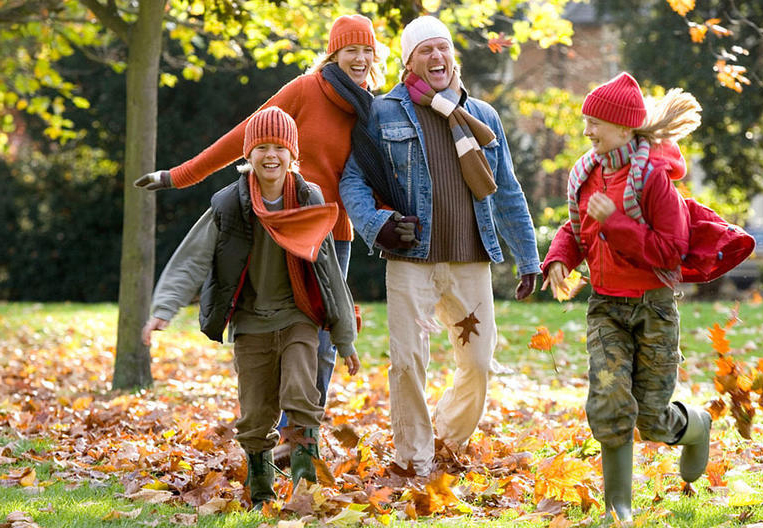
[197,497,228,515]
[101,508,142,520]
[326,504,367,526]
[169,513,197,526]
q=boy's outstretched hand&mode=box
[344,353,360,376]
[141,317,169,346]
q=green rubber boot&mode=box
[601,441,633,523]
[675,402,711,483]
[246,451,276,510]
[290,427,319,486]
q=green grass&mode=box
[1,299,762,527]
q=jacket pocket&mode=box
[380,125,417,205]
[482,138,500,175]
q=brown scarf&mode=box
[404,72,497,200]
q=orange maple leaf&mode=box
[708,323,730,355]
[528,327,564,351]
[667,0,695,17]
[707,20,732,37]
[714,60,751,93]
[487,32,513,53]
[688,22,707,43]
[534,453,595,504]
[411,472,460,515]
[751,290,762,305]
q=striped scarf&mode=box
[404,72,497,200]
[568,137,650,246]
[567,137,682,287]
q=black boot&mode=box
[246,451,275,509]
[674,402,711,483]
[290,427,319,486]
[601,441,633,523]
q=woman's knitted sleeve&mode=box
[168,77,305,188]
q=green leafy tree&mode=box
[0,0,580,389]
[593,0,763,200]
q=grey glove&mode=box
[134,170,173,190]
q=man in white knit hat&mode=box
[340,15,540,476]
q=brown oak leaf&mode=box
[455,311,480,345]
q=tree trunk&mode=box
[112,0,167,390]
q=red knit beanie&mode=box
[326,14,376,55]
[582,72,646,128]
[243,107,299,160]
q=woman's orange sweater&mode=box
[169,72,358,241]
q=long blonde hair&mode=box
[308,49,385,91]
[636,88,702,143]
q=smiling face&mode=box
[334,44,375,86]
[583,115,634,155]
[249,143,291,197]
[405,37,455,92]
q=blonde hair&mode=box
[308,49,385,91]
[636,88,702,143]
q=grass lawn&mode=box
[1,298,762,527]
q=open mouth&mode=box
[262,162,280,169]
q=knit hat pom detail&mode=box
[582,72,646,129]
[243,107,299,160]
[327,15,376,55]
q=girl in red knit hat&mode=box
[141,107,360,509]
[135,14,387,460]
[541,72,710,523]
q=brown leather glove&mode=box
[515,273,536,301]
[375,212,420,250]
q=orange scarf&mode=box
[248,172,338,262]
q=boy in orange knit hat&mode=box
[141,107,359,509]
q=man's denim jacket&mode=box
[339,82,541,276]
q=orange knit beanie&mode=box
[326,14,376,55]
[243,107,299,160]
[582,72,646,129]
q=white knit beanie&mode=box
[400,15,453,66]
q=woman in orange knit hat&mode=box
[135,14,390,440]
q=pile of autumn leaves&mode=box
[0,305,762,526]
